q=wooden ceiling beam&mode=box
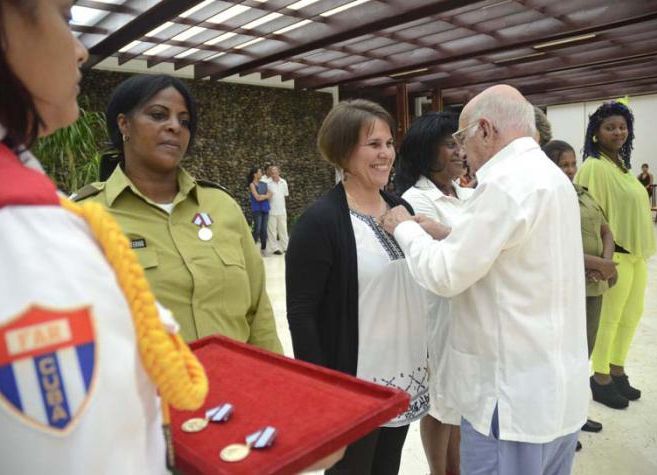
[194,0,483,80]
[368,41,657,95]
[298,8,657,89]
[84,0,204,68]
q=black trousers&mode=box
[325,425,410,475]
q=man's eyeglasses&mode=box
[452,121,479,147]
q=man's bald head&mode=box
[458,85,536,172]
[462,85,534,133]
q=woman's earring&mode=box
[122,134,129,143]
[592,135,598,143]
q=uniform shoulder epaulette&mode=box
[71,183,105,202]
[196,179,234,199]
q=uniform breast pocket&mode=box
[580,216,602,256]
[135,249,159,270]
[211,246,250,316]
[214,246,246,269]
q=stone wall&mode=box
[79,70,335,224]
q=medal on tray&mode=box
[220,426,277,462]
[181,403,233,433]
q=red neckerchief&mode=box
[0,142,59,207]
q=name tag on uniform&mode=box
[130,238,147,249]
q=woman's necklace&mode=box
[345,189,388,221]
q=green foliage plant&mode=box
[34,107,107,194]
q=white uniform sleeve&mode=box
[395,182,530,297]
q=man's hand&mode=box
[414,214,451,241]
[381,205,414,234]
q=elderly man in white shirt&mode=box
[266,166,290,255]
[382,85,588,475]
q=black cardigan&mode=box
[285,182,414,376]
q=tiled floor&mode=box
[263,250,657,475]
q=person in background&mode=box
[248,166,272,255]
[261,160,273,183]
[395,111,472,475]
[575,100,656,409]
[382,85,588,475]
[637,163,653,199]
[74,74,281,353]
[543,139,617,449]
[286,99,431,474]
[0,1,207,472]
[266,165,290,255]
[533,105,552,147]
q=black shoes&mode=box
[612,374,641,400]
[581,418,603,433]
[590,376,629,409]
[576,440,582,452]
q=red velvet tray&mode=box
[171,335,409,475]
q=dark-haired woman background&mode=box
[247,165,272,255]
[574,100,656,410]
[73,74,282,352]
[637,163,653,200]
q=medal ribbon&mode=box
[246,426,277,449]
[192,212,213,227]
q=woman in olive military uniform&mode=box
[74,74,282,352]
[543,139,616,445]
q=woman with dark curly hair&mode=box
[575,100,656,409]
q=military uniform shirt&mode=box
[575,184,609,297]
[75,166,282,352]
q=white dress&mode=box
[402,177,473,424]
[351,209,430,427]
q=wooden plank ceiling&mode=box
[73,0,657,106]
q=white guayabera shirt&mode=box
[268,178,289,216]
[394,137,589,443]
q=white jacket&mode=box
[0,146,166,474]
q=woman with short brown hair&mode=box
[286,99,431,474]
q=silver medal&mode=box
[198,227,213,241]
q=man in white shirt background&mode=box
[382,84,588,475]
[266,165,290,255]
[260,162,273,184]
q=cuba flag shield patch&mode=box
[0,305,96,434]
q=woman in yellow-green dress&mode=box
[575,99,656,409]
